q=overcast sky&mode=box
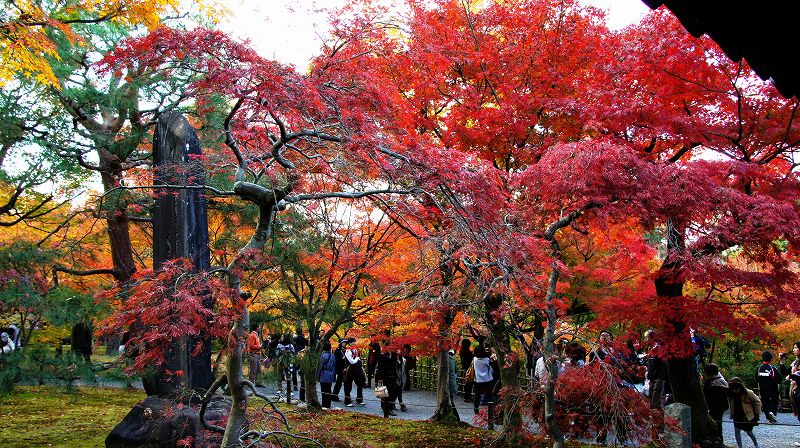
[220,0,650,70]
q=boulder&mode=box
[106,396,229,448]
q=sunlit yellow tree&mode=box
[0,0,222,86]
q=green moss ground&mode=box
[0,386,145,447]
[0,386,599,448]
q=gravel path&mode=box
[255,383,488,426]
[721,410,800,448]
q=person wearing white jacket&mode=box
[472,346,494,421]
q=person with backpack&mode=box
[317,342,337,409]
[756,351,780,423]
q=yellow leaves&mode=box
[0,0,225,87]
[0,23,61,86]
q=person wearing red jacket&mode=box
[248,329,262,384]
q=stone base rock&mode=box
[106,396,229,448]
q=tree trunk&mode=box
[431,346,460,422]
[303,347,322,410]
[656,221,721,448]
[432,311,460,423]
[543,268,565,448]
[99,153,136,283]
[221,307,248,448]
[485,295,523,441]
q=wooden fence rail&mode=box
[408,356,535,391]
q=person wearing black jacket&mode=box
[757,351,780,423]
[704,363,729,440]
[375,344,402,418]
[644,329,668,409]
[331,339,346,401]
[366,339,381,388]
[459,338,474,402]
[402,344,416,391]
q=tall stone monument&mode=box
[150,111,213,396]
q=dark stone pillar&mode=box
[151,111,212,396]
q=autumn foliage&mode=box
[96,259,237,374]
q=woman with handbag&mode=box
[375,343,402,418]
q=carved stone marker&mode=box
[665,402,692,448]
[151,111,212,396]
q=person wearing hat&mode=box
[756,351,780,423]
[727,377,761,448]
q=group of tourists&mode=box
[703,342,800,448]
[245,326,800,445]
[245,328,417,418]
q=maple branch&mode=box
[223,97,246,181]
[199,374,228,434]
[0,191,55,227]
[283,188,421,203]
[53,265,118,286]
[668,143,699,163]
[102,184,237,198]
[544,203,599,241]
[37,210,83,246]
[240,380,290,429]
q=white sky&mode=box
[221,0,650,71]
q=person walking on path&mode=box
[703,363,729,441]
[375,342,402,418]
[396,349,408,412]
[402,344,416,391]
[459,338,474,402]
[366,339,381,388]
[248,328,262,384]
[727,377,762,448]
[275,334,295,395]
[332,339,346,401]
[343,338,366,407]
[756,351,780,423]
[472,346,496,429]
[317,342,337,409]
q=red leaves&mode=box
[96,259,237,374]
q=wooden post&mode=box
[151,111,213,397]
